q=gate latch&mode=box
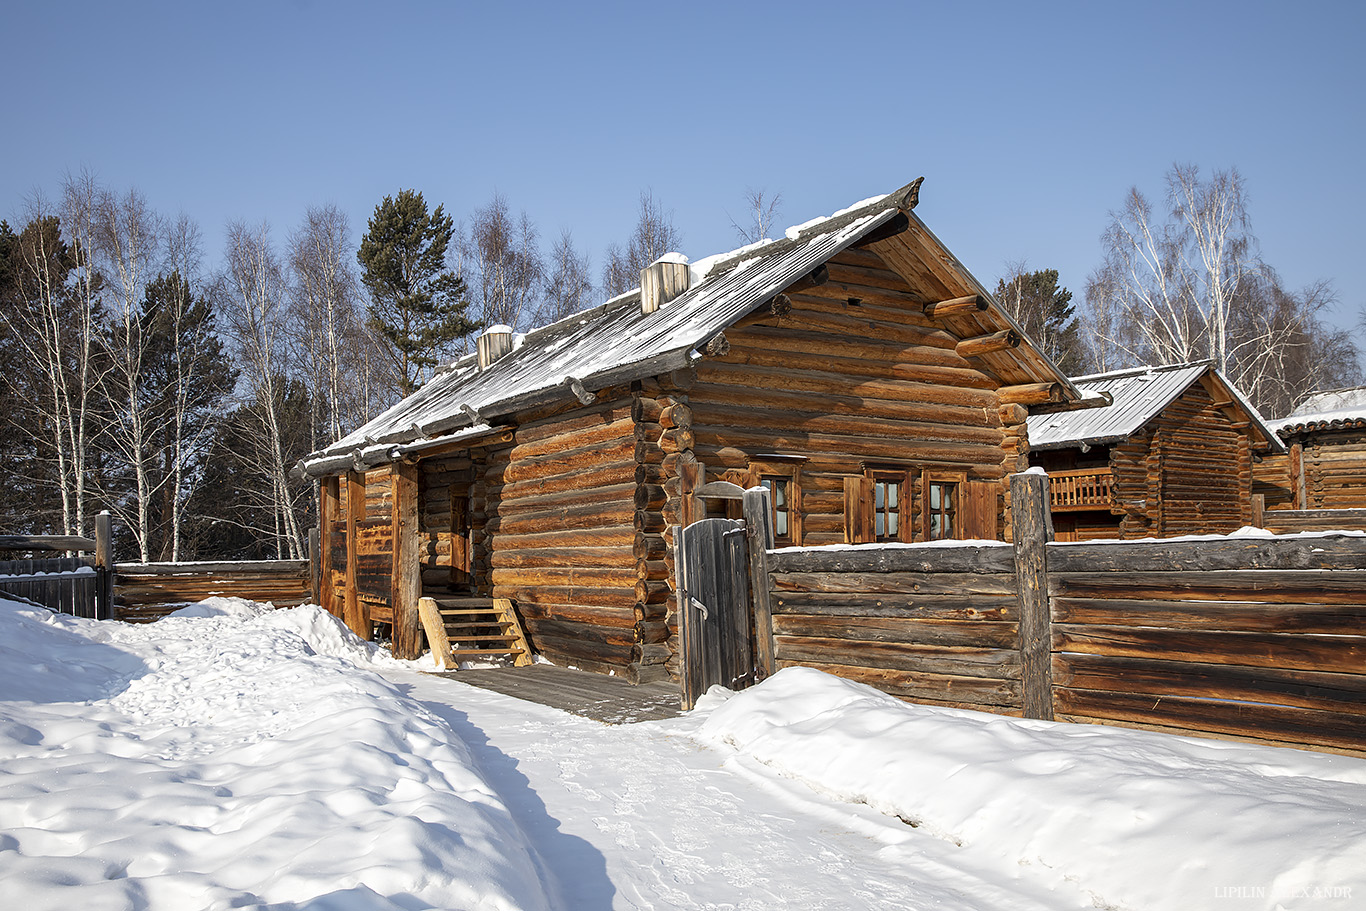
[688,596,710,620]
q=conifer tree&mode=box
[357,190,476,395]
[994,267,1084,375]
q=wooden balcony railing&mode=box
[1047,468,1114,512]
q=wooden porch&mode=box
[427,664,683,724]
[1047,467,1114,512]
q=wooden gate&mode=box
[677,517,755,709]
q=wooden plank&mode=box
[391,462,423,659]
[1051,596,1366,634]
[1053,687,1366,753]
[771,592,1017,620]
[418,597,454,669]
[0,535,97,552]
[771,570,1016,596]
[345,470,366,638]
[774,637,1020,678]
[1052,624,1364,674]
[743,487,777,679]
[787,660,1021,708]
[1050,570,1366,603]
[1046,535,1366,572]
[769,544,1014,575]
[773,615,1017,648]
[1053,653,1366,716]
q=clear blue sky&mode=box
[5,1,1364,342]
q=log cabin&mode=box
[1025,361,1284,541]
[298,178,1092,682]
[1258,386,1366,512]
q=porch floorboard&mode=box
[426,664,684,724]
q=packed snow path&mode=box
[390,670,1096,910]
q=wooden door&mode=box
[677,517,754,709]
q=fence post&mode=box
[1251,494,1265,529]
[1010,471,1054,721]
[94,511,113,621]
[742,486,776,680]
[307,526,320,603]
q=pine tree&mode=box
[357,190,476,395]
[994,268,1084,375]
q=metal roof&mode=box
[1027,362,1284,452]
[300,180,1086,476]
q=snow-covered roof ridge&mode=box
[1274,385,1366,435]
[299,181,925,476]
[1027,361,1284,453]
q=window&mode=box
[871,473,902,541]
[925,480,956,540]
[761,476,792,542]
[746,456,805,545]
[921,470,967,542]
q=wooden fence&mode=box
[0,514,114,619]
[1252,494,1366,534]
[114,560,314,622]
[763,473,1366,756]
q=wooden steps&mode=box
[418,596,534,669]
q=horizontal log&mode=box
[696,360,997,409]
[0,535,97,553]
[770,592,1016,620]
[693,425,1005,467]
[492,461,637,502]
[482,525,636,551]
[1051,624,1364,674]
[514,600,636,628]
[1053,653,1366,716]
[1049,570,1366,604]
[1052,596,1366,635]
[1045,537,1366,573]
[770,570,1016,596]
[782,660,1021,708]
[490,546,633,570]
[774,637,1019,678]
[1052,687,1366,753]
[769,544,1014,575]
[773,616,1017,648]
[720,344,996,390]
[115,561,308,576]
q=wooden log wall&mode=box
[1259,508,1366,534]
[1115,382,1251,538]
[114,561,312,622]
[693,247,1011,550]
[1252,450,1295,511]
[766,544,1023,714]
[1046,536,1366,755]
[1300,428,1366,510]
[478,390,647,679]
[354,468,395,615]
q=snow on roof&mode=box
[1275,385,1366,435]
[299,178,1083,476]
[1026,361,1283,452]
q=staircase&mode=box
[418,596,534,669]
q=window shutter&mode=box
[844,476,875,543]
[960,480,1000,540]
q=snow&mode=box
[3,593,1364,910]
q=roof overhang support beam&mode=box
[923,294,989,319]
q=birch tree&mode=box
[95,186,162,561]
[288,204,368,447]
[729,187,783,245]
[466,192,544,331]
[601,191,683,298]
[220,221,307,559]
[1081,164,1357,411]
[0,202,84,534]
[533,229,594,326]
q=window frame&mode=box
[746,456,805,546]
[921,469,967,542]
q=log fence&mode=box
[763,474,1366,756]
